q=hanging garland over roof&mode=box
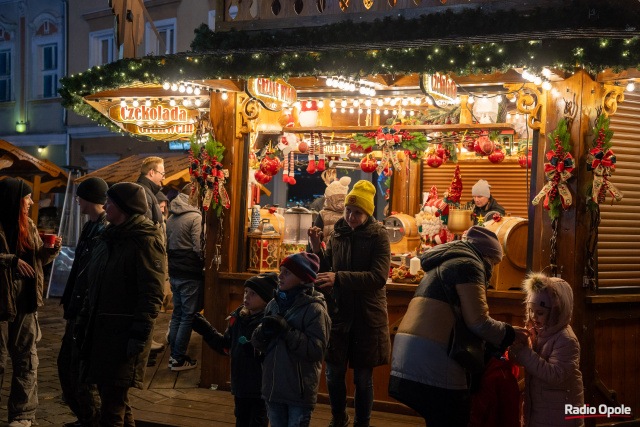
[59,4,640,132]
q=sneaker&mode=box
[328,413,350,427]
[171,357,198,371]
[9,420,32,427]
[168,356,176,368]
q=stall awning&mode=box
[0,139,69,224]
[75,153,190,191]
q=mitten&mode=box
[261,315,289,337]
[126,338,146,359]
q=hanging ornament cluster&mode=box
[532,118,575,219]
[587,114,623,207]
[255,148,281,185]
[517,141,532,169]
[353,126,429,174]
[279,132,298,185]
[188,135,230,217]
[360,154,378,173]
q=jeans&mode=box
[325,362,373,425]
[0,311,40,422]
[234,396,268,427]
[388,375,470,427]
[267,402,313,427]
[58,318,101,426]
[168,277,203,361]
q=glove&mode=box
[192,312,217,337]
[261,315,289,337]
[126,338,146,359]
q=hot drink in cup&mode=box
[43,233,57,248]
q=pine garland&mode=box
[586,114,623,210]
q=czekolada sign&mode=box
[246,78,297,112]
[108,102,197,139]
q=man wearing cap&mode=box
[77,182,165,426]
[389,226,529,427]
[469,179,505,224]
[58,177,108,427]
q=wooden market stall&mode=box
[59,1,640,424]
[0,139,68,226]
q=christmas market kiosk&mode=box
[60,1,640,420]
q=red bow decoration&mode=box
[587,148,622,204]
[533,150,575,210]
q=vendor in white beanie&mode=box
[311,176,351,243]
[469,179,505,224]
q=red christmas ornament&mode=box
[426,154,444,168]
[350,143,363,154]
[360,155,378,173]
[435,144,450,159]
[260,156,281,176]
[474,135,495,156]
[488,148,505,164]
[518,149,532,168]
[254,170,272,184]
[297,141,309,154]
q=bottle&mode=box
[250,204,261,232]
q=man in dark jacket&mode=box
[78,182,165,426]
[58,177,108,427]
[136,156,165,226]
[469,179,505,224]
[166,185,203,370]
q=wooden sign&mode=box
[107,101,198,140]
[420,73,458,104]
[246,78,297,112]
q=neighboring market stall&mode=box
[60,1,640,420]
[0,139,68,227]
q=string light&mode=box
[317,100,324,108]
[163,82,170,90]
[170,98,176,106]
[186,85,193,94]
[171,83,178,91]
[194,98,201,106]
[626,81,635,92]
[145,98,151,107]
[306,100,313,108]
[221,91,228,100]
[377,99,383,106]
[330,99,336,108]
[353,99,360,107]
[468,96,475,104]
[194,87,201,95]
[120,98,126,107]
[341,99,347,107]
[384,109,388,115]
[132,99,139,107]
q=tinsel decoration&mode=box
[532,118,575,220]
[189,134,230,217]
[587,114,623,208]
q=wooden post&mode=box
[31,175,41,225]
[390,158,421,215]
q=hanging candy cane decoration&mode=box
[317,132,326,172]
[307,131,316,174]
[288,151,296,185]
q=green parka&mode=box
[318,216,391,368]
[80,214,165,389]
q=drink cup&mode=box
[43,234,57,248]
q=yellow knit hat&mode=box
[344,180,376,216]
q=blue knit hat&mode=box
[280,252,320,283]
[465,226,503,263]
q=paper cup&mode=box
[43,234,57,248]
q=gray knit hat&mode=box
[465,226,503,263]
[77,177,108,205]
[107,182,148,216]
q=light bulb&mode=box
[377,99,383,106]
[534,76,542,86]
[409,110,414,116]
[195,98,201,106]
[294,101,301,109]
[186,86,193,94]
[496,95,503,102]
[542,68,551,78]
[170,98,176,106]
[163,82,170,90]
[375,109,380,114]
[341,108,345,113]
[221,91,228,100]
[330,99,336,108]
[132,99,139,107]
[393,109,398,115]
[318,100,324,108]
[194,87,201,95]
[626,81,635,92]
[349,81,356,91]
[145,99,151,107]
[353,99,360,107]
[120,99,126,107]
[332,107,337,113]
[171,84,178,91]
[341,100,347,107]
[350,108,354,114]
[522,70,531,80]
[384,109,388,115]
[542,81,552,91]
[365,98,372,107]
[306,100,312,109]
[506,112,511,119]
[326,76,334,86]
[468,96,475,104]
[179,85,186,93]
[358,108,363,114]
[183,98,189,106]
[402,97,409,106]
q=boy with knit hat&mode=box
[251,253,331,427]
[469,179,505,225]
[191,273,278,427]
[58,177,108,427]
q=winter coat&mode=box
[252,289,331,408]
[318,215,391,368]
[469,355,521,427]
[136,175,164,226]
[166,193,203,280]
[317,194,345,244]
[390,241,514,390]
[0,219,59,322]
[510,275,584,427]
[80,214,165,389]
[471,196,506,224]
[61,212,108,320]
[205,305,265,399]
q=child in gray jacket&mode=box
[251,252,331,427]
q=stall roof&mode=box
[75,153,190,190]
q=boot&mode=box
[328,412,350,427]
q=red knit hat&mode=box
[280,252,320,283]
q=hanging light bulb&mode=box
[195,98,201,106]
[306,100,312,109]
[383,109,389,115]
[294,101,301,109]
[377,99,383,106]
[330,99,336,108]
[358,108,363,114]
[409,110,414,116]
[506,112,512,119]
[353,99,360,107]
[402,97,409,106]
[332,107,337,113]
[179,84,186,93]
[341,107,345,113]
[542,68,551,78]
[194,87,201,95]
[626,81,635,92]
[542,81,552,91]
[393,109,398,115]
[533,76,542,86]
[349,108,354,114]
[496,94,503,102]
[338,78,346,89]
[468,96,475,104]
[120,99,126,107]
[318,100,324,108]
[349,80,356,91]
[341,99,347,107]
[132,99,139,107]
[145,98,151,107]
[163,82,171,90]
[186,86,194,94]
[522,69,531,80]
[183,98,189,106]
[221,91,228,100]
[375,109,380,114]
[515,112,520,119]
[365,98,372,107]
[326,76,334,86]
[170,98,176,106]
[171,83,178,91]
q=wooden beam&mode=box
[289,124,514,133]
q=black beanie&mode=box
[107,182,148,216]
[155,191,169,203]
[244,272,278,303]
[76,177,108,205]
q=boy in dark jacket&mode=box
[192,273,278,427]
[251,253,331,427]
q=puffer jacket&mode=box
[61,212,108,320]
[510,275,584,427]
[166,193,203,280]
[471,196,506,224]
[137,175,164,226]
[317,194,345,243]
[80,214,165,389]
[0,219,59,321]
[252,290,331,408]
[318,216,391,368]
[205,305,265,399]
[390,241,514,390]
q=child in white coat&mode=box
[509,273,584,427]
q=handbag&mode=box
[437,267,485,374]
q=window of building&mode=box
[145,18,176,55]
[32,14,61,99]
[89,29,115,67]
[0,49,10,102]
[40,43,58,98]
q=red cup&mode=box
[43,234,57,248]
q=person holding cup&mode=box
[0,177,61,427]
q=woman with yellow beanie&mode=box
[308,180,391,427]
